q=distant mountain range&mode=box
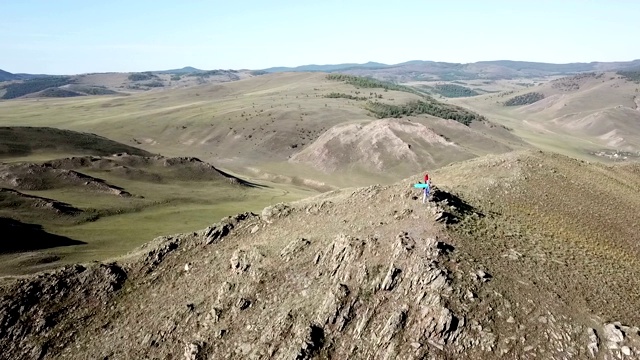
[263,59,640,73]
[2,59,640,83]
[261,61,389,73]
[261,59,640,80]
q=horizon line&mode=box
[3,58,640,76]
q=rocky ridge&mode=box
[0,167,639,359]
[0,163,131,196]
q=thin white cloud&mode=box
[88,44,201,51]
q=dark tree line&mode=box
[38,88,83,98]
[433,84,479,98]
[326,74,486,125]
[186,70,240,79]
[617,70,640,83]
[326,74,424,95]
[503,92,545,106]
[127,72,158,81]
[365,99,486,126]
[1,77,73,99]
[323,92,368,101]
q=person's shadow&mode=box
[430,188,484,218]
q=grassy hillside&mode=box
[0,188,83,225]
[326,74,486,124]
[0,70,255,99]
[1,77,73,99]
[0,74,531,276]
[433,150,640,323]
[449,71,640,158]
[0,127,319,275]
[0,73,522,187]
[0,149,314,275]
[0,127,152,160]
[406,78,546,98]
[0,69,19,82]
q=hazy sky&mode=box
[2,0,639,74]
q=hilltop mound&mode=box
[0,127,152,159]
[30,88,85,98]
[2,151,640,359]
[507,72,637,115]
[289,117,519,177]
[289,118,476,173]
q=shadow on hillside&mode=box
[216,168,268,188]
[0,217,86,254]
[431,188,483,218]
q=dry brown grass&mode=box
[434,150,640,323]
[449,72,640,158]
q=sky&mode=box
[1,0,639,74]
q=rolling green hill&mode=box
[0,150,309,275]
[0,127,152,160]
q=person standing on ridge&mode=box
[423,173,431,204]
[412,173,432,203]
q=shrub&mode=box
[504,92,545,106]
[433,84,479,98]
[326,74,424,95]
[127,72,158,81]
[323,92,367,101]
